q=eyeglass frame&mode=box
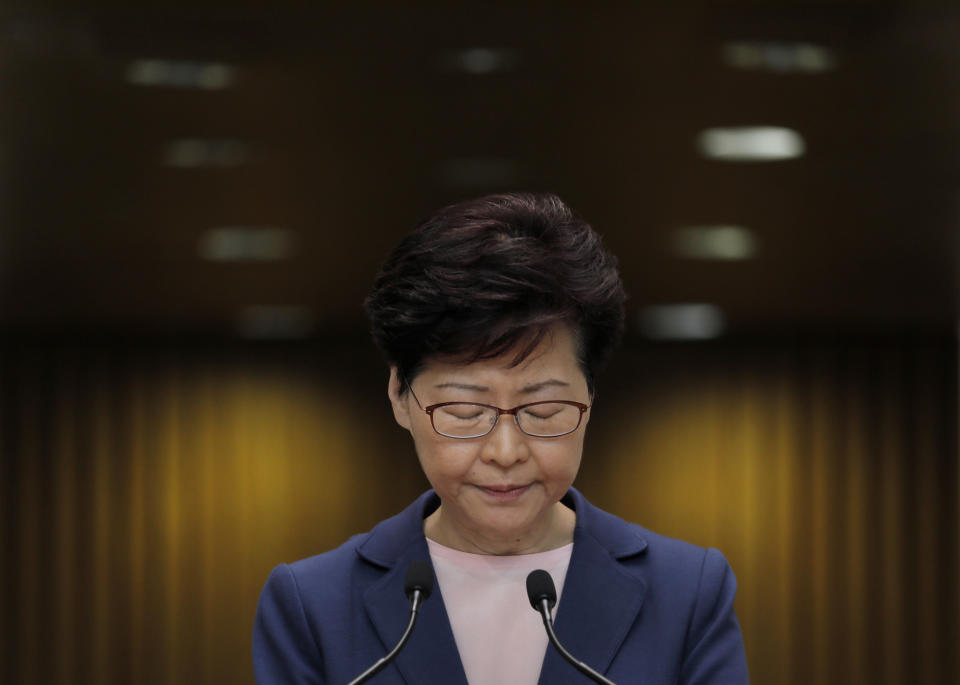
[403,377,591,439]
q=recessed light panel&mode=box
[439,48,518,74]
[126,59,236,89]
[638,304,726,340]
[722,42,836,73]
[671,225,757,260]
[199,227,295,262]
[162,139,248,168]
[697,126,805,161]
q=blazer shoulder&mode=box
[284,531,370,592]
[282,490,435,591]
[627,523,731,584]
[630,523,709,560]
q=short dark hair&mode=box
[364,192,626,395]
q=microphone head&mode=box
[526,569,557,611]
[404,560,434,601]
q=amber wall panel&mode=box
[1,335,957,684]
[582,338,959,685]
[0,342,428,685]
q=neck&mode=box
[424,502,576,555]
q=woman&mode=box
[253,193,749,684]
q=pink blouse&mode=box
[426,538,574,685]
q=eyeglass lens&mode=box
[431,402,581,438]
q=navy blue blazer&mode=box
[253,488,749,684]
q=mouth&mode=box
[475,483,532,500]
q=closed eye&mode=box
[440,406,486,420]
[523,407,563,420]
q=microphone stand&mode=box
[345,588,426,685]
[534,598,617,685]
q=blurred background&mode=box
[0,3,958,684]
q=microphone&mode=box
[345,560,434,685]
[526,570,617,685]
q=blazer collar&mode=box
[356,489,649,685]
[537,488,648,683]
[358,491,468,685]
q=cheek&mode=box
[412,433,478,482]
[536,440,584,482]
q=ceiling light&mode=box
[638,304,726,340]
[671,225,757,260]
[439,48,518,74]
[697,126,805,161]
[162,139,248,168]
[236,306,315,340]
[722,42,836,73]
[198,227,295,262]
[126,59,236,89]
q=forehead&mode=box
[420,324,584,386]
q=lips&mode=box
[475,483,532,500]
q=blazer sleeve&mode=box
[679,548,750,685]
[253,564,325,685]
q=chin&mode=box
[471,503,543,531]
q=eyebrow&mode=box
[433,379,571,394]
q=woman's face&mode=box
[388,324,591,552]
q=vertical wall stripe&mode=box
[92,357,112,684]
[128,365,146,685]
[163,360,182,685]
[913,350,939,683]
[773,349,796,685]
[0,360,7,684]
[843,353,866,684]
[809,352,826,684]
[735,365,754,640]
[53,360,77,685]
[880,352,905,685]
[198,368,217,685]
[18,360,41,685]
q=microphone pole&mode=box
[346,560,434,685]
[526,570,617,685]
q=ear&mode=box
[388,366,413,431]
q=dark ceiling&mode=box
[1,4,957,339]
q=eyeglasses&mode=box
[405,381,590,439]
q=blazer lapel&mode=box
[538,489,648,684]
[360,494,468,685]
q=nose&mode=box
[479,414,530,467]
